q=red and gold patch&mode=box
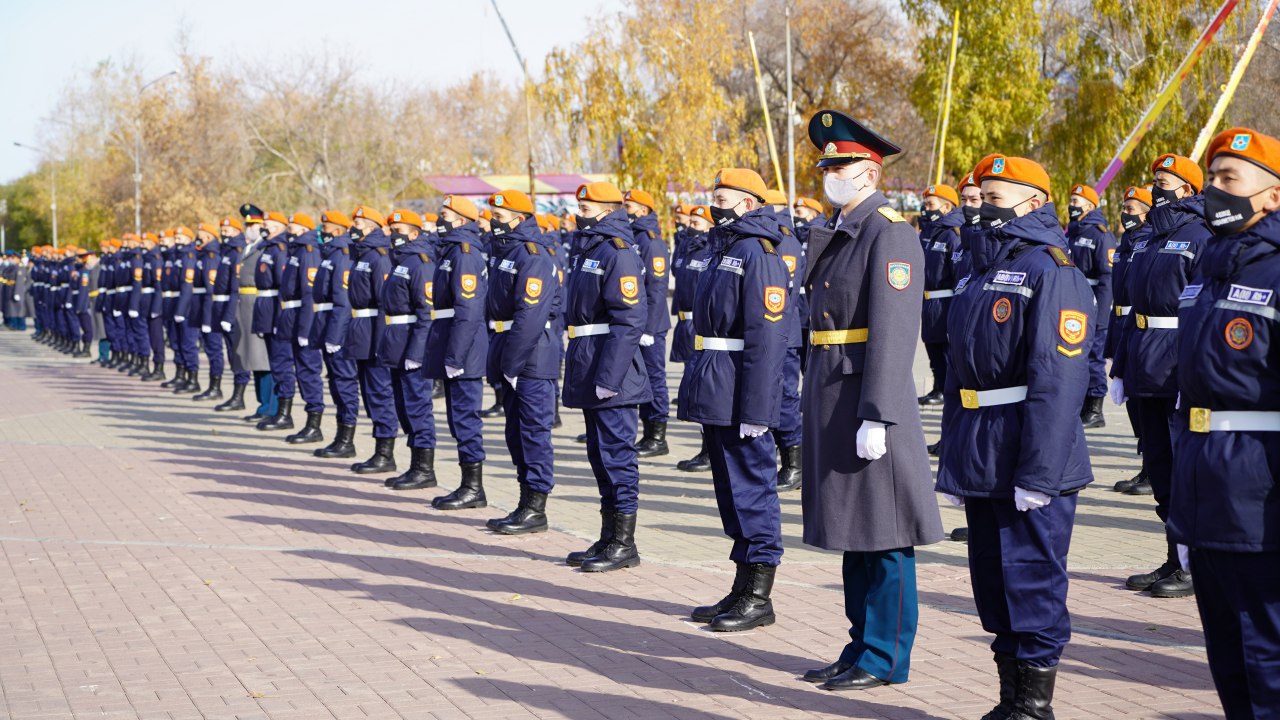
[620,276,639,299]
[652,256,666,275]
[207,269,216,285]
[133,268,143,282]
[342,270,350,289]
[185,268,195,283]
[764,286,786,314]
[424,281,434,303]
[525,277,543,299]
[460,274,477,293]
[1225,317,1253,350]
[1107,248,1116,267]
[307,267,318,283]
[782,255,797,274]
[992,298,1012,323]
[1059,310,1088,345]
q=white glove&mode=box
[325,343,341,354]
[505,374,519,390]
[128,310,139,318]
[151,313,160,319]
[1175,392,1181,411]
[13,295,19,301]
[445,365,464,378]
[639,333,655,347]
[1109,378,1126,406]
[297,336,309,347]
[1014,487,1052,512]
[112,310,121,317]
[65,303,72,309]
[405,359,422,371]
[220,321,232,333]
[856,420,887,461]
[1177,544,1190,572]
[175,315,185,323]
[739,423,768,438]
[595,385,617,400]
[943,494,965,507]
[201,324,211,333]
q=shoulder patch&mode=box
[461,242,471,254]
[780,226,792,236]
[547,246,557,256]
[612,238,629,250]
[418,253,430,264]
[376,247,388,256]
[1048,246,1075,267]
[306,244,314,253]
[342,247,349,256]
[647,230,656,240]
[525,241,540,255]
[759,238,776,254]
[877,206,907,223]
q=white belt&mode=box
[568,323,610,339]
[1136,314,1178,330]
[313,303,334,312]
[191,288,206,294]
[352,308,379,318]
[1088,278,1101,286]
[678,311,692,321]
[256,289,279,298]
[432,308,455,319]
[162,291,179,298]
[141,288,156,294]
[489,319,551,332]
[924,289,954,300]
[386,314,415,325]
[696,335,745,351]
[212,294,231,302]
[959,385,1029,409]
[280,300,302,309]
[117,285,133,291]
[1115,305,1131,317]
[1190,409,1280,433]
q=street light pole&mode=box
[14,141,58,249]
[134,71,178,235]
[489,0,537,206]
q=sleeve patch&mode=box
[652,256,666,275]
[1059,310,1088,344]
[461,274,477,293]
[887,261,911,290]
[524,277,543,299]
[764,286,786,315]
[620,276,639,299]
[424,281,434,303]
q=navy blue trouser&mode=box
[391,367,436,449]
[147,315,164,364]
[324,351,359,426]
[178,320,201,371]
[1193,548,1280,719]
[502,377,555,494]
[266,334,295,398]
[839,548,919,684]
[640,333,669,423]
[1134,395,1176,523]
[128,314,150,357]
[775,346,802,448]
[965,493,1078,667]
[583,405,640,514]
[704,424,782,565]
[293,344,326,414]
[78,313,93,344]
[202,328,224,376]
[444,378,485,464]
[1088,320,1109,398]
[924,341,947,390]
[356,360,397,439]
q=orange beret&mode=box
[576,182,624,204]
[714,168,768,201]
[141,232,158,243]
[546,214,561,230]
[442,195,479,221]
[690,205,712,221]
[1207,127,1280,180]
[1151,154,1203,192]
[320,210,352,228]
[675,203,694,216]
[1123,185,1153,208]
[1070,183,1100,207]
[624,188,657,212]
[924,184,960,207]
[422,212,438,225]
[220,216,243,231]
[535,213,552,231]
[264,211,289,225]
[353,205,386,226]
[174,226,195,239]
[286,213,314,230]
[958,171,979,191]
[489,189,535,215]
[109,238,122,249]
[480,209,493,221]
[762,189,788,206]
[388,209,422,228]
[976,155,1052,197]
[794,196,823,213]
[198,223,219,237]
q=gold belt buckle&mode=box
[567,326,577,339]
[960,389,979,409]
[694,335,704,351]
[1190,407,1211,433]
[494,320,506,333]
[1136,314,1147,330]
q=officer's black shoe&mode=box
[1150,569,1194,598]
[479,387,505,418]
[160,368,182,388]
[1080,396,1106,429]
[433,462,487,510]
[390,448,438,491]
[821,666,890,692]
[574,432,588,444]
[677,451,711,472]
[141,362,165,382]
[491,489,548,535]
[1114,469,1147,492]
[351,436,396,474]
[581,512,640,572]
[193,376,223,401]
[1125,560,1179,591]
[567,509,615,567]
[214,383,247,412]
[243,409,269,423]
[286,411,325,444]
[928,441,941,456]
[1124,478,1153,495]
[917,388,944,406]
[802,660,854,684]
[256,398,294,431]
[776,444,802,491]
[708,563,776,632]
[950,527,969,542]
[315,423,357,459]
[486,485,527,530]
[636,420,669,458]
[1006,662,1056,720]
[977,653,1020,720]
[691,562,749,623]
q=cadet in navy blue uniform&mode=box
[1066,183,1117,428]
[955,173,984,283]
[155,231,179,383]
[136,233,166,380]
[1110,153,1209,599]
[762,189,806,492]
[312,211,360,460]
[562,182,650,571]
[279,214,326,444]
[483,190,562,535]
[671,205,716,473]
[192,228,226,401]
[427,196,491,511]
[346,206,399,475]
[125,234,152,377]
[171,228,204,394]
[1170,127,1280,720]
[936,154,1094,718]
[917,184,964,407]
[790,196,826,370]
[1106,186,1153,493]
[253,213,296,431]
[213,218,249,411]
[622,189,671,459]
[678,168,788,631]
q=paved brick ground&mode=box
[0,331,1224,719]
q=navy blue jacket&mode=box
[770,212,805,349]
[217,234,245,327]
[935,204,1095,498]
[631,213,671,336]
[425,223,488,379]
[670,228,713,362]
[919,208,965,344]
[196,240,221,329]
[1066,208,1117,329]
[345,229,393,361]
[486,216,562,383]
[309,233,351,347]
[172,245,199,322]
[1106,222,1151,360]
[278,231,321,342]
[251,233,289,336]
[377,236,435,367]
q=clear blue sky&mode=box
[0,0,622,184]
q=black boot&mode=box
[491,489,548,535]
[979,653,1019,720]
[256,397,294,431]
[1124,477,1153,495]
[918,384,944,406]
[1113,468,1147,492]
[950,527,970,542]
[691,562,748,622]
[193,376,223,401]
[487,485,527,530]
[1150,569,1194,598]
[677,432,711,472]
[73,341,90,358]
[1126,544,1180,591]
[1080,396,1105,429]
[119,352,135,373]
[351,436,396,474]
[581,512,640,572]
[160,367,182,388]
[286,412,325,444]
[141,361,165,382]
[479,386,505,417]
[927,441,941,456]
[1007,662,1056,720]
[636,420,669,458]
[433,462,486,510]
[128,354,147,376]
[214,383,247,412]
[708,563,776,632]
[567,510,615,567]
[574,432,588,443]
[315,423,357,458]
[174,369,200,394]
[776,444,802,491]
[389,448,437,490]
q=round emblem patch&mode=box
[992,298,1012,323]
[1225,317,1253,350]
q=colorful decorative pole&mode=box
[1190,0,1279,162]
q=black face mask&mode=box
[1152,186,1180,208]
[491,218,516,236]
[574,214,600,232]
[709,201,744,227]
[1068,206,1084,222]
[389,232,409,247]
[318,231,330,243]
[626,213,640,223]
[349,227,364,241]
[286,232,299,241]
[1120,213,1144,232]
[962,206,981,225]
[436,220,452,237]
[979,202,1020,229]
[1204,184,1269,236]
[920,209,942,225]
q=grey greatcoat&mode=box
[89,264,105,341]
[800,190,944,552]
[234,241,271,371]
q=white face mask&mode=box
[823,168,868,208]
[245,225,262,243]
